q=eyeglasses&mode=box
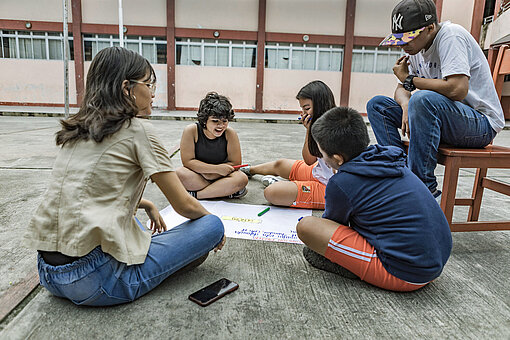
[130,80,157,95]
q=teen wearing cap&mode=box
[366,0,505,201]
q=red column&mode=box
[470,0,487,42]
[255,0,266,112]
[493,0,502,20]
[340,0,356,107]
[435,0,443,21]
[166,0,176,110]
[487,47,498,73]
[71,0,84,106]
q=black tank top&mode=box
[194,123,228,164]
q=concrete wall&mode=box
[266,0,346,35]
[0,0,69,22]
[81,0,166,26]
[349,73,398,112]
[0,59,77,104]
[0,60,167,108]
[263,69,341,111]
[440,0,475,31]
[484,9,510,48]
[175,66,257,109]
[175,0,258,31]
[354,0,400,37]
[153,64,168,108]
[83,62,168,108]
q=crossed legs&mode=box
[296,216,428,292]
[176,167,248,199]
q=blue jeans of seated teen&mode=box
[37,214,224,306]
[366,90,496,193]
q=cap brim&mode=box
[379,27,425,46]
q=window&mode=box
[83,34,167,64]
[265,43,343,71]
[352,46,405,74]
[0,30,73,60]
[175,38,256,68]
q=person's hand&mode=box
[216,164,234,177]
[214,235,226,252]
[393,55,410,83]
[144,203,167,234]
[401,105,410,138]
[299,113,312,130]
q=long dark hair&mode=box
[296,80,336,158]
[56,47,156,145]
[197,92,235,128]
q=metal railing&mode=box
[498,0,510,16]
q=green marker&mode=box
[257,207,270,216]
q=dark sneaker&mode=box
[188,190,198,198]
[302,247,358,279]
[239,165,252,178]
[432,189,442,205]
[228,187,248,199]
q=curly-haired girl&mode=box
[177,92,248,199]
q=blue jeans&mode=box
[38,214,224,306]
[366,91,496,192]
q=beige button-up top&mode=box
[24,118,174,265]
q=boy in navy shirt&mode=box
[296,106,452,291]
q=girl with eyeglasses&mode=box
[24,47,225,306]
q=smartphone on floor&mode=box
[188,278,239,307]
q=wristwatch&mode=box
[403,75,416,92]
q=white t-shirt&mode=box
[312,157,335,185]
[408,21,505,133]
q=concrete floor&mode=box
[0,115,509,339]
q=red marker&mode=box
[233,164,249,170]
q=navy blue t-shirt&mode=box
[323,145,452,283]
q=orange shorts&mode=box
[325,224,430,292]
[288,160,326,209]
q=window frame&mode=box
[352,45,405,74]
[175,38,257,68]
[82,34,167,64]
[0,30,73,60]
[264,42,344,72]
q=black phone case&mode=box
[188,278,239,307]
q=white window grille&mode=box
[265,42,343,71]
[352,45,405,74]
[0,30,73,60]
[83,34,167,64]
[175,38,257,68]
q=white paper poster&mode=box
[150,201,312,244]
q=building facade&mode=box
[0,0,507,114]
